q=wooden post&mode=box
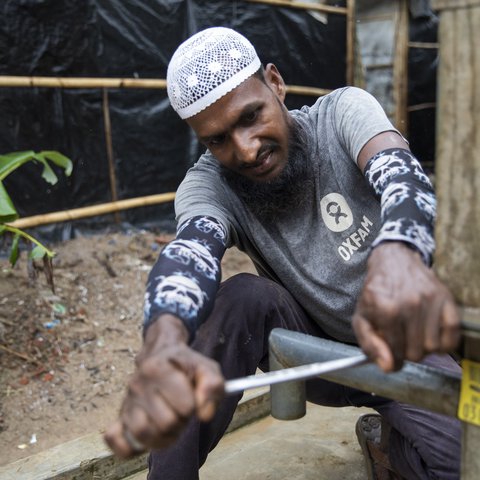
[346,0,356,86]
[432,1,480,478]
[393,0,409,135]
[433,0,480,306]
[102,88,121,223]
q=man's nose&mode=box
[232,129,260,165]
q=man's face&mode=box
[186,64,290,183]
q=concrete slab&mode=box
[0,389,269,480]
[126,403,373,480]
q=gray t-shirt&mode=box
[175,87,399,343]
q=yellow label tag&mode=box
[458,359,480,426]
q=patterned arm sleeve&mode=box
[143,216,227,340]
[364,148,436,265]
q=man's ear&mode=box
[264,63,286,102]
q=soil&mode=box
[0,228,256,466]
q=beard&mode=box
[220,118,312,221]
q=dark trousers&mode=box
[148,274,461,480]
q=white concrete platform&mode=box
[127,403,372,480]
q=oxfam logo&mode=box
[320,193,353,232]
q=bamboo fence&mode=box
[2,0,354,229]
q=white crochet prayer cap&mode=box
[167,27,262,119]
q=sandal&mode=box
[355,414,403,480]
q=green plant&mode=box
[0,150,72,277]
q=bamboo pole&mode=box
[366,63,395,70]
[102,88,120,223]
[407,102,436,112]
[408,41,439,49]
[7,193,176,229]
[245,0,347,15]
[285,84,332,97]
[393,0,409,136]
[0,76,167,89]
[346,0,355,85]
[357,13,399,22]
[0,75,331,98]
[433,0,480,9]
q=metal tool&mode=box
[224,353,369,395]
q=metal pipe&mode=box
[269,347,306,420]
[269,328,461,417]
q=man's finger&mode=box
[122,402,157,448]
[104,420,136,459]
[423,299,442,353]
[352,314,394,372]
[440,299,461,352]
[405,310,426,362]
[193,363,224,421]
[152,368,196,419]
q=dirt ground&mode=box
[0,228,256,466]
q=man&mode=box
[105,27,461,479]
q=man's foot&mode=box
[355,414,403,480]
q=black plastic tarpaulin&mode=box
[408,10,439,168]
[0,0,347,233]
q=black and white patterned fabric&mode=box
[364,148,436,265]
[143,216,227,338]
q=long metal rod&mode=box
[225,354,368,395]
[269,328,461,417]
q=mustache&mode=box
[221,117,312,221]
[238,142,280,170]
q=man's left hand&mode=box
[352,242,461,372]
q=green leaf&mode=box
[0,225,6,234]
[33,153,59,185]
[9,233,20,266]
[43,151,73,176]
[0,181,18,223]
[0,151,35,181]
[29,244,48,260]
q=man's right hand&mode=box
[104,314,225,458]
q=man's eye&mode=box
[209,135,225,146]
[244,109,258,122]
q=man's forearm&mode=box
[143,216,227,341]
[364,147,436,265]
